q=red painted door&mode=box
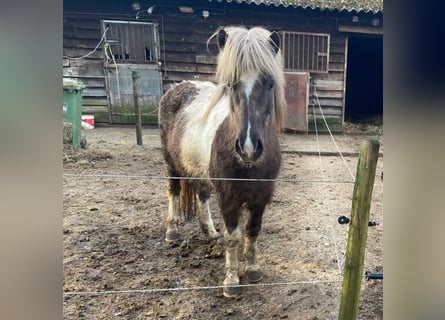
[284,72,309,132]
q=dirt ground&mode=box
[63,122,383,320]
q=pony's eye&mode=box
[267,79,275,91]
[227,82,240,92]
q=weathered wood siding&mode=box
[63,15,109,117]
[63,3,360,130]
[309,36,347,132]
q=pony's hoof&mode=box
[165,230,180,242]
[246,269,263,283]
[223,285,241,298]
[208,232,221,241]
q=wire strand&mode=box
[312,100,343,274]
[312,84,356,181]
[63,27,109,60]
[63,279,343,296]
[62,173,355,184]
[104,44,122,105]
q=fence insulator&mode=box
[338,215,350,224]
[337,216,379,227]
[365,271,383,280]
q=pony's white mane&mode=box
[203,26,287,130]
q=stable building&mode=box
[63,0,383,132]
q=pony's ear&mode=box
[217,28,228,50]
[269,31,280,55]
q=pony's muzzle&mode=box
[235,138,263,163]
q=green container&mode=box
[63,78,85,147]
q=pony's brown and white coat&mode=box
[159,25,287,297]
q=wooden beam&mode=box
[338,25,383,35]
[82,99,108,106]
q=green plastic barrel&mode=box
[63,78,85,147]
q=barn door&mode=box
[284,72,309,132]
[281,31,329,132]
[102,20,162,124]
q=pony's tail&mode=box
[179,179,197,221]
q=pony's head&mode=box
[213,26,287,164]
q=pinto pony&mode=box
[159,26,287,297]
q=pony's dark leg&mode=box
[244,203,266,283]
[165,176,181,242]
[220,202,243,298]
[195,187,220,240]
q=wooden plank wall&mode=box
[310,36,347,131]
[63,6,349,129]
[63,15,110,116]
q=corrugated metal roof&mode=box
[209,0,383,13]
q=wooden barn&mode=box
[63,0,383,132]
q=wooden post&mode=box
[338,139,380,320]
[132,71,143,145]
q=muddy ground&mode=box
[63,123,383,319]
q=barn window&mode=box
[282,31,330,73]
[102,20,158,62]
